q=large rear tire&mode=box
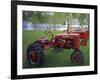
[71,49,84,65]
[27,42,44,67]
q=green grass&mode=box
[23,31,89,68]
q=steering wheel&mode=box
[44,28,54,40]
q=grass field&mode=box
[23,30,90,68]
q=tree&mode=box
[24,11,89,28]
[63,13,89,27]
[23,11,33,21]
[78,14,89,27]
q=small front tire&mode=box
[71,49,84,65]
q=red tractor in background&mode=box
[26,19,89,67]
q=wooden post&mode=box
[67,19,71,33]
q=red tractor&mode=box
[26,21,89,67]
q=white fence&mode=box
[23,23,88,31]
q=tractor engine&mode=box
[54,33,80,49]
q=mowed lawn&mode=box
[23,31,90,68]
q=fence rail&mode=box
[23,23,88,31]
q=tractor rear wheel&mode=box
[27,42,44,67]
[71,49,84,65]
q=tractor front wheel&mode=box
[27,42,44,67]
[71,49,84,65]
